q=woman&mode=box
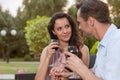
[35,12,89,80]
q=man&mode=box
[64,0,120,80]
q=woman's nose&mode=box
[63,28,67,33]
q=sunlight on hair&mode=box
[101,0,108,3]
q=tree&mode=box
[107,0,120,28]
[67,0,81,20]
[68,5,77,20]
[0,6,29,59]
[0,8,16,60]
[16,0,67,27]
[25,16,50,54]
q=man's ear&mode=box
[88,17,94,27]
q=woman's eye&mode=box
[57,27,62,31]
[65,24,70,28]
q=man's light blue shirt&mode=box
[92,24,120,80]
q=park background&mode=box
[0,0,120,78]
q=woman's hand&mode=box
[46,42,59,58]
[50,67,73,80]
[50,66,64,79]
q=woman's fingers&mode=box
[47,42,59,54]
[50,67,64,74]
[50,66,65,79]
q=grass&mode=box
[0,61,39,74]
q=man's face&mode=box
[77,9,92,37]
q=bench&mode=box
[15,73,36,80]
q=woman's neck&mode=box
[59,41,69,52]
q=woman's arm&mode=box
[35,47,51,80]
[35,41,59,80]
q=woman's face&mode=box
[52,18,72,42]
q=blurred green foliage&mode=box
[17,0,67,27]
[107,0,120,28]
[24,54,32,61]
[68,5,77,20]
[90,41,99,55]
[25,16,50,54]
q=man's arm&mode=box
[64,51,101,80]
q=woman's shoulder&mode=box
[43,46,48,51]
[40,46,48,56]
[80,44,89,53]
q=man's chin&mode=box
[83,32,92,38]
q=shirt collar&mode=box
[99,24,117,47]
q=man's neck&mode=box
[94,22,110,41]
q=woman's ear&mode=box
[52,30,56,35]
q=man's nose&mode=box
[78,25,81,30]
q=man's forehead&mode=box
[77,9,81,17]
[77,9,81,19]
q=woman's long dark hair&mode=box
[47,12,83,58]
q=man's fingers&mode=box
[64,51,73,58]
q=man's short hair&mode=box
[76,0,111,23]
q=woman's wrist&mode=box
[46,47,53,58]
